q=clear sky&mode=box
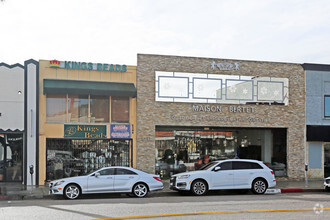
[1,0,330,66]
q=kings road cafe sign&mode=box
[50,60,127,72]
[64,124,106,138]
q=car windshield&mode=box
[199,161,218,170]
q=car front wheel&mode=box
[251,179,267,194]
[64,184,80,199]
[191,180,208,196]
[133,183,148,198]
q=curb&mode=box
[280,188,324,193]
[1,188,326,200]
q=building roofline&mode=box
[302,63,330,71]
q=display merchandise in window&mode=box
[155,128,287,178]
[46,139,131,181]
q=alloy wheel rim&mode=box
[134,184,147,197]
[254,181,266,193]
[66,186,79,199]
[194,182,206,195]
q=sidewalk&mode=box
[0,179,326,200]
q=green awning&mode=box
[43,79,137,97]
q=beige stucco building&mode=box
[38,59,137,184]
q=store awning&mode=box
[43,79,137,97]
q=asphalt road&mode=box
[0,192,329,219]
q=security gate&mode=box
[46,138,132,181]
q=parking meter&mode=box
[305,163,308,186]
[29,165,34,174]
[29,165,34,186]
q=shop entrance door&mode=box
[0,134,23,182]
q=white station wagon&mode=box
[170,159,276,195]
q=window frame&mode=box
[46,94,129,124]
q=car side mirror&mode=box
[95,172,100,177]
[214,166,221,171]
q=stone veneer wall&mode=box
[137,54,306,180]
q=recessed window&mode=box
[90,96,109,123]
[46,95,67,122]
[111,97,129,123]
[325,96,330,117]
[68,95,88,123]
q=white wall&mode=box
[0,66,24,130]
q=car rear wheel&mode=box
[191,180,208,196]
[64,184,80,199]
[133,183,148,198]
[251,179,267,194]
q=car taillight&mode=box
[153,176,162,181]
[271,171,274,175]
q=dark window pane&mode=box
[233,161,262,169]
[325,96,330,117]
[99,168,114,175]
[46,95,66,122]
[251,162,263,169]
[218,162,232,170]
[233,162,250,169]
[115,168,137,175]
[90,96,109,123]
[111,97,129,123]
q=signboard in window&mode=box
[110,124,131,139]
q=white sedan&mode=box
[49,166,164,199]
[170,159,276,195]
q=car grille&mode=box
[170,176,176,186]
[326,179,330,184]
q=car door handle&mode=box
[228,174,233,175]
[129,176,134,179]
[249,173,254,175]
[107,177,113,179]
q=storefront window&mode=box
[111,97,129,123]
[46,95,67,122]
[0,133,23,182]
[325,96,330,117]
[155,127,287,178]
[46,138,131,181]
[68,95,88,123]
[90,96,109,123]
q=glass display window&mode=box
[111,97,129,123]
[46,138,132,181]
[46,95,67,122]
[68,95,89,123]
[155,127,287,178]
[90,96,110,123]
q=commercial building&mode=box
[303,63,330,179]
[136,54,306,180]
[38,60,137,184]
[0,60,38,185]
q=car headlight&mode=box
[177,175,190,179]
[54,180,65,186]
